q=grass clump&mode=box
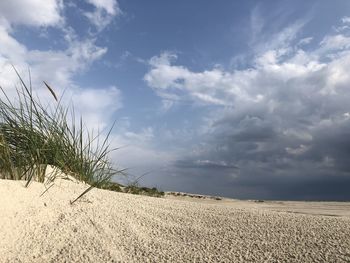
[0,69,119,190]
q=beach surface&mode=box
[1,178,350,262]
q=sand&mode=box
[1,178,350,262]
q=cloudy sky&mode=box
[1,0,350,200]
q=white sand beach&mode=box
[1,178,350,263]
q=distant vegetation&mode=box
[0,69,163,198]
[101,182,165,197]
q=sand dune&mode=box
[1,178,350,262]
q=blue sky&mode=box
[1,0,350,200]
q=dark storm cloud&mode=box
[145,17,350,200]
[171,91,350,200]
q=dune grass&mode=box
[0,70,119,191]
[0,69,165,199]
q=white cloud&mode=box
[0,2,122,132]
[0,0,63,28]
[145,52,239,107]
[71,86,122,130]
[145,24,350,112]
[85,0,121,30]
[124,127,154,142]
[249,5,307,56]
[86,0,119,15]
[26,40,106,86]
[298,37,313,46]
[0,26,26,61]
[319,34,350,53]
[0,25,28,87]
[255,21,304,54]
[144,48,326,108]
[0,25,107,89]
[341,16,350,24]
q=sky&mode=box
[1,0,350,200]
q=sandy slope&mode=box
[1,179,350,263]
